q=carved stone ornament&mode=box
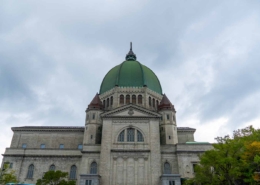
[128,108,134,116]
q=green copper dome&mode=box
[99,44,162,94]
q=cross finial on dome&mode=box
[126,42,137,61]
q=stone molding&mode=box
[2,154,82,158]
[111,149,150,153]
[11,126,84,132]
[101,104,161,118]
[112,119,149,123]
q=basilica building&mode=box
[2,44,212,185]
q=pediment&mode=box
[101,104,161,118]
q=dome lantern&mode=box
[125,42,137,61]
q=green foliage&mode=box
[184,126,260,185]
[0,163,18,185]
[36,170,75,185]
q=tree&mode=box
[185,126,260,185]
[36,170,76,185]
[0,163,18,185]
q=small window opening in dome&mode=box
[120,95,124,104]
[111,96,113,106]
[107,98,109,108]
[138,95,142,104]
[132,95,136,104]
[126,95,130,104]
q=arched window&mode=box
[90,162,97,174]
[111,96,113,106]
[107,98,109,108]
[137,130,144,142]
[118,130,125,142]
[69,165,77,179]
[164,162,171,174]
[127,128,135,142]
[118,128,144,143]
[120,95,124,104]
[126,95,130,104]
[138,95,142,104]
[49,164,55,171]
[103,100,105,108]
[152,98,155,107]
[27,164,34,179]
[156,100,159,109]
[132,95,136,104]
[149,97,151,106]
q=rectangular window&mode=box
[167,114,170,120]
[40,144,45,149]
[85,180,92,185]
[92,113,95,120]
[59,144,64,149]
[78,144,83,150]
[9,163,13,168]
[169,136,171,139]
[22,143,27,148]
[169,181,175,185]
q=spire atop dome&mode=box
[126,42,137,61]
[158,94,176,112]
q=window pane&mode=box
[164,162,171,174]
[49,165,55,171]
[137,130,144,142]
[27,164,34,179]
[90,162,97,174]
[132,95,136,104]
[22,144,27,148]
[40,144,45,149]
[107,98,109,107]
[138,95,142,104]
[118,130,125,142]
[120,95,124,104]
[59,144,64,149]
[78,144,83,150]
[70,165,77,179]
[127,128,134,142]
[126,95,130,104]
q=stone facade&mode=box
[1,48,213,184]
[1,103,213,185]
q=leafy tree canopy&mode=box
[36,170,75,185]
[185,126,260,185]
[0,163,18,185]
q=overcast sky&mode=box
[1,0,260,161]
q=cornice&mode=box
[111,149,150,153]
[11,126,85,132]
[2,154,82,158]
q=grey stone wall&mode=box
[2,156,81,184]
